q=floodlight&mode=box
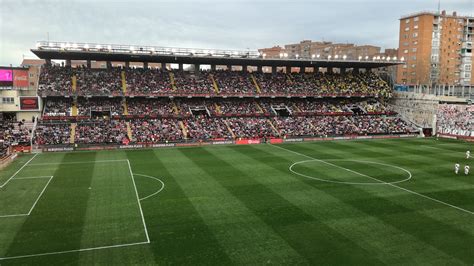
[343,55,347,60]
[358,56,362,60]
[84,44,89,49]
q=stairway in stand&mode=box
[121,71,127,94]
[169,72,178,91]
[69,123,76,144]
[223,120,236,139]
[210,74,220,94]
[267,119,281,137]
[250,74,261,93]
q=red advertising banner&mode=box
[269,138,283,144]
[13,70,29,87]
[236,139,261,145]
[19,97,39,110]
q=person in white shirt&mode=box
[465,165,470,175]
[455,163,460,174]
[466,150,471,159]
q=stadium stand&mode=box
[437,104,473,137]
[33,66,417,146]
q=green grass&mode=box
[0,138,473,265]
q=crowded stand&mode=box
[76,67,122,96]
[34,122,71,145]
[30,65,419,147]
[77,98,124,117]
[43,98,73,117]
[127,98,175,117]
[184,116,232,140]
[227,117,277,139]
[38,65,74,96]
[213,70,256,95]
[173,71,215,94]
[75,119,128,144]
[130,119,183,143]
[437,104,473,137]
[0,118,32,153]
[125,68,173,95]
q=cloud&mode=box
[0,0,473,65]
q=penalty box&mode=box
[0,158,150,260]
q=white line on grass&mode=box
[27,176,53,215]
[133,174,165,201]
[0,176,53,218]
[271,144,474,215]
[13,176,53,180]
[27,159,128,166]
[0,241,149,261]
[127,160,151,243]
[0,153,39,188]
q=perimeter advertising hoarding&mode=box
[19,97,39,111]
[13,70,29,87]
[0,69,13,87]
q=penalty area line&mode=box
[0,241,149,261]
[271,144,474,215]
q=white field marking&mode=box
[423,145,468,154]
[289,159,412,185]
[0,213,27,218]
[271,144,474,215]
[0,176,53,218]
[13,176,53,180]
[27,176,53,215]
[27,159,128,166]
[0,241,149,261]
[0,153,39,188]
[133,174,165,201]
[127,160,151,243]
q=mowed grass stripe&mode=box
[158,147,308,265]
[273,143,474,263]
[227,144,463,265]
[76,150,157,265]
[79,154,148,248]
[351,140,474,210]
[3,152,98,263]
[0,154,36,184]
[126,149,232,265]
[183,147,384,265]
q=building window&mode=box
[465,64,472,71]
[405,27,409,31]
[405,18,410,23]
[403,42,409,46]
[412,56,417,60]
[414,17,419,22]
[2,97,14,104]
[466,73,472,78]
[403,49,408,54]
[411,64,416,68]
[414,25,419,29]
[403,34,409,39]
[412,48,417,52]
[413,32,418,38]
[413,41,418,45]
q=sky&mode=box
[0,0,473,66]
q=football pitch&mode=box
[0,138,473,265]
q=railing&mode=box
[34,41,261,59]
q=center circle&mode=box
[289,159,412,185]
